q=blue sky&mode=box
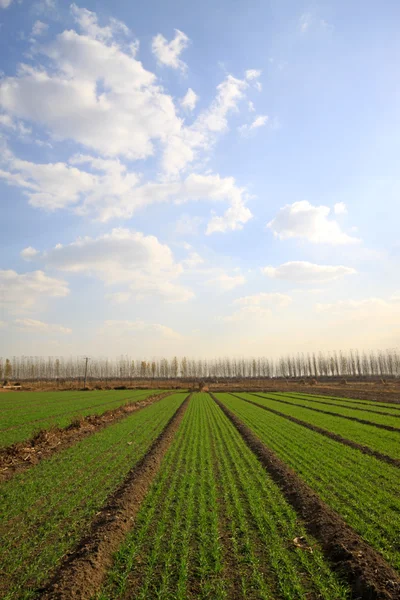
[0,0,399,358]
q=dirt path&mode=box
[233,393,400,469]
[0,392,172,483]
[39,393,191,600]
[210,393,400,600]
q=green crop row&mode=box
[242,392,400,459]
[0,389,162,447]
[0,393,186,600]
[99,393,349,600]
[217,393,400,572]
[264,392,400,428]
[293,391,400,413]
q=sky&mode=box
[0,0,399,359]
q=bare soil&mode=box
[0,392,172,483]
[39,393,191,600]
[237,393,400,469]
[210,392,400,600]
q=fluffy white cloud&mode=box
[239,114,268,135]
[0,0,13,8]
[71,3,130,41]
[162,74,250,176]
[180,88,198,111]
[334,202,348,215]
[263,261,356,282]
[21,246,40,260]
[267,201,360,245]
[245,69,261,81]
[31,20,48,37]
[223,292,291,322]
[103,320,183,339]
[0,14,178,160]
[250,115,268,129]
[152,29,189,70]
[32,228,193,302]
[206,273,246,291]
[0,6,255,235]
[0,269,69,311]
[14,318,71,334]
[0,151,251,232]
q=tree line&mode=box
[1,348,400,381]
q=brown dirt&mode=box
[39,393,191,600]
[0,392,172,483]
[234,393,400,469]
[246,392,400,433]
[210,392,400,600]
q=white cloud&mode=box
[250,115,268,129]
[0,7,255,235]
[0,269,69,311]
[14,318,71,334]
[21,246,40,260]
[180,88,198,111]
[223,292,291,322]
[239,114,268,136]
[182,249,204,268]
[0,151,251,232]
[248,101,255,112]
[263,261,356,282]
[0,0,13,8]
[0,16,178,160]
[33,228,193,303]
[162,73,250,176]
[31,20,48,37]
[334,202,348,215]
[152,29,189,71]
[245,69,261,81]
[206,273,246,292]
[267,201,360,245]
[103,320,183,339]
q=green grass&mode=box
[99,393,349,600]
[0,393,186,600]
[240,392,400,459]
[0,389,164,447]
[217,393,400,572]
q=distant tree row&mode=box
[1,348,400,381]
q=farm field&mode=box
[0,390,399,599]
[0,389,164,447]
[237,391,400,459]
